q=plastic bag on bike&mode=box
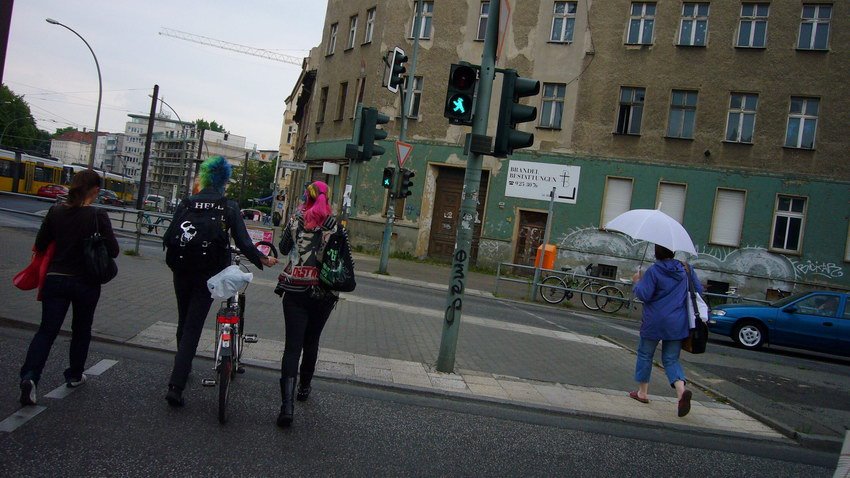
[207,265,253,299]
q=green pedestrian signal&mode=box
[382,167,395,190]
[443,63,478,125]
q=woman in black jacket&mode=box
[19,169,119,406]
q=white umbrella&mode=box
[604,209,698,256]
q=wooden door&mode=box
[513,211,547,266]
[428,168,489,263]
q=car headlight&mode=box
[712,310,726,317]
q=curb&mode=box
[601,334,844,452]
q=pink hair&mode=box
[300,181,332,229]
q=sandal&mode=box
[678,390,692,417]
[629,390,649,404]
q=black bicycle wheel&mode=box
[218,358,232,424]
[540,276,568,304]
[580,282,601,310]
[596,286,625,313]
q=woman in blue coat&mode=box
[630,245,702,417]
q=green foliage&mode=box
[52,126,79,137]
[194,118,226,132]
[0,84,42,152]
[227,158,276,208]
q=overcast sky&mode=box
[4,0,328,150]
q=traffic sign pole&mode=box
[436,0,499,373]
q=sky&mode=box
[3,0,328,150]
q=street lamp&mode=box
[46,18,102,169]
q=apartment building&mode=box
[288,1,850,295]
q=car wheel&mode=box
[733,321,766,349]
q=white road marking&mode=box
[0,406,47,433]
[84,359,119,376]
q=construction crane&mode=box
[159,27,303,67]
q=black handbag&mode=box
[318,225,356,292]
[682,266,708,354]
[83,208,118,284]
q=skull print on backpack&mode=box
[164,197,231,274]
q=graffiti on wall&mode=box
[555,226,846,283]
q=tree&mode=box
[194,118,226,132]
[0,84,43,152]
[52,126,79,138]
[227,157,275,208]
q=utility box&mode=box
[535,244,557,270]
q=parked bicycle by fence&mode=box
[538,264,629,313]
[202,240,278,424]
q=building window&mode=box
[737,3,769,48]
[551,2,577,43]
[286,125,296,144]
[364,8,376,43]
[626,2,656,45]
[666,90,698,139]
[327,23,338,55]
[601,177,633,228]
[476,2,489,41]
[798,4,831,50]
[411,1,434,40]
[317,87,329,123]
[347,16,358,49]
[678,3,709,46]
[352,76,367,118]
[725,93,758,143]
[539,83,566,129]
[404,76,424,118]
[616,87,645,135]
[771,195,806,253]
[710,189,746,247]
[785,97,819,149]
[656,182,686,224]
[337,82,348,121]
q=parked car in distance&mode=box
[36,184,68,199]
[97,189,125,206]
[240,208,263,221]
[708,291,849,357]
[144,194,166,212]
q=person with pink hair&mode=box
[274,180,352,427]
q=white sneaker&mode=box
[66,374,88,388]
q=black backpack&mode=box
[164,197,230,273]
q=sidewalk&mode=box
[0,226,793,446]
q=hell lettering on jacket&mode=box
[192,202,225,210]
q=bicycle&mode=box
[539,264,603,310]
[594,281,628,314]
[201,240,278,424]
[140,213,170,235]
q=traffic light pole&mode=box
[436,0,499,373]
[378,0,423,274]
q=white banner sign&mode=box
[504,160,580,204]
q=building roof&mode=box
[54,131,107,144]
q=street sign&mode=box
[396,141,413,168]
[504,160,581,204]
[279,160,307,170]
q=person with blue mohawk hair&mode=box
[161,155,278,407]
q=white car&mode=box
[144,194,166,212]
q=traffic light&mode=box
[493,70,540,157]
[382,167,395,190]
[396,168,415,198]
[359,107,390,161]
[385,47,408,93]
[443,63,478,125]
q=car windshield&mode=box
[770,292,808,308]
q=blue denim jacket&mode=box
[633,259,703,340]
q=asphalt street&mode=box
[0,326,836,477]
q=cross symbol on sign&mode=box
[452,98,465,113]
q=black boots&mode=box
[165,385,185,407]
[277,377,296,427]
[296,379,311,402]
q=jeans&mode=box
[168,270,215,390]
[634,337,686,386]
[280,291,336,383]
[20,275,101,384]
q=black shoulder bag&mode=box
[84,208,118,284]
[318,225,356,292]
[682,263,708,354]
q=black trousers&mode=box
[281,291,336,383]
[169,270,214,390]
[20,275,101,384]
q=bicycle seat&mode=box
[561,266,573,272]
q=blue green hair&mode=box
[199,156,232,192]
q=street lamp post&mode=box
[46,18,102,170]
